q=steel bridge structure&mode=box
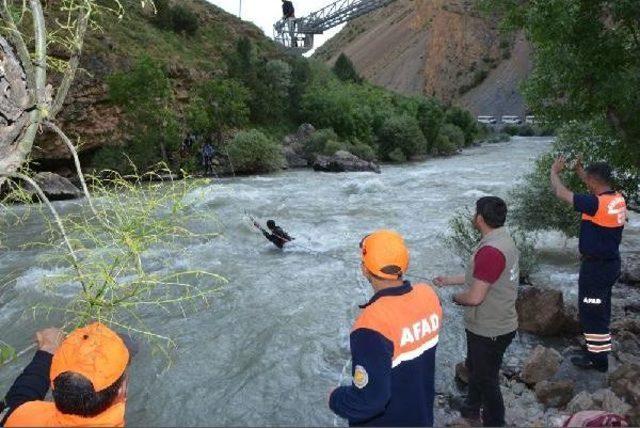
[274,0,397,54]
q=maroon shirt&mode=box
[473,246,506,284]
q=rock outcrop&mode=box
[534,380,574,408]
[30,172,83,201]
[313,151,381,174]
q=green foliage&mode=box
[0,340,16,365]
[442,207,539,283]
[517,124,535,136]
[152,0,199,36]
[439,124,465,150]
[350,141,377,162]
[186,79,250,140]
[510,121,640,237]
[503,125,519,136]
[104,56,179,172]
[485,133,511,144]
[377,115,427,161]
[483,0,640,167]
[323,140,347,156]
[227,130,285,174]
[445,106,478,146]
[387,148,407,163]
[417,98,445,152]
[303,128,339,159]
[333,53,362,83]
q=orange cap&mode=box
[50,322,129,392]
[360,230,410,280]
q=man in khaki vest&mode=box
[435,196,519,427]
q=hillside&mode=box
[37,0,279,167]
[314,0,532,118]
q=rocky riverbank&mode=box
[437,253,640,427]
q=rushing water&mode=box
[1,137,638,426]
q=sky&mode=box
[205,0,345,55]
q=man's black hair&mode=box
[476,196,507,229]
[267,220,276,229]
[585,162,613,185]
[53,372,124,417]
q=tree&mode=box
[483,0,640,169]
[445,106,477,146]
[187,79,250,144]
[377,115,427,161]
[417,98,445,152]
[333,53,362,83]
[107,56,179,170]
[227,130,285,174]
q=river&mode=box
[1,137,638,426]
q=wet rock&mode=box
[313,151,381,173]
[567,391,594,413]
[534,380,574,408]
[511,381,526,396]
[619,253,640,285]
[29,172,83,201]
[553,350,608,394]
[282,146,308,169]
[521,345,562,385]
[516,287,567,336]
[454,361,469,385]
[609,363,640,410]
[592,389,631,416]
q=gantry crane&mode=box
[274,0,397,53]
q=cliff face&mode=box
[36,0,277,166]
[314,0,532,117]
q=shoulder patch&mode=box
[353,365,369,389]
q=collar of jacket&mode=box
[359,281,413,309]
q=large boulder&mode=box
[313,151,381,174]
[521,345,562,385]
[566,391,595,413]
[534,380,574,408]
[620,253,640,286]
[609,364,640,425]
[282,146,308,169]
[516,286,568,336]
[30,172,83,201]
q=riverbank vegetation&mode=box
[94,36,484,175]
[482,0,640,234]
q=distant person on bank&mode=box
[434,196,519,427]
[329,230,443,426]
[550,156,627,372]
[2,323,135,427]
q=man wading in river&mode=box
[253,219,294,249]
[2,323,135,427]
[434,196,519,427]
[329,230,442,427]
[550,156,627,372]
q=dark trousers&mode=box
[578,259,620,364]
[465,329,515,427]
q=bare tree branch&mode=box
[29,0,47,114]
[0,0,35,88]
[1,172,86,293]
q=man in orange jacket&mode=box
[550,156,627,372]
[329,230,443,426]
[2,322,134,427]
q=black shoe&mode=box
[571,354,608,373]
[449,396,481,420]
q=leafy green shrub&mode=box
[517,124,535,136]
[387,148,407,163]
[333,53,362,83]
[187,79,250,142]
[433,134,458,156]
[303,128,338,159]
[377,114,427,160]
[350,141,377,161]
[417,98,445,151]
[323,140,347,156]
[152,0,198,35]
[445,106,478,146]
[171,5,199,36]
[503,125,519,135]
[105,56,179,173]
[439,124,465,149]
[442,207,539,283]
[484,132,511,144]
[227,130,284,174]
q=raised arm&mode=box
[433,274,466,287]
[550,156,574,205]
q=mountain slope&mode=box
[38,0,279,165]
[314,0,532,117]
